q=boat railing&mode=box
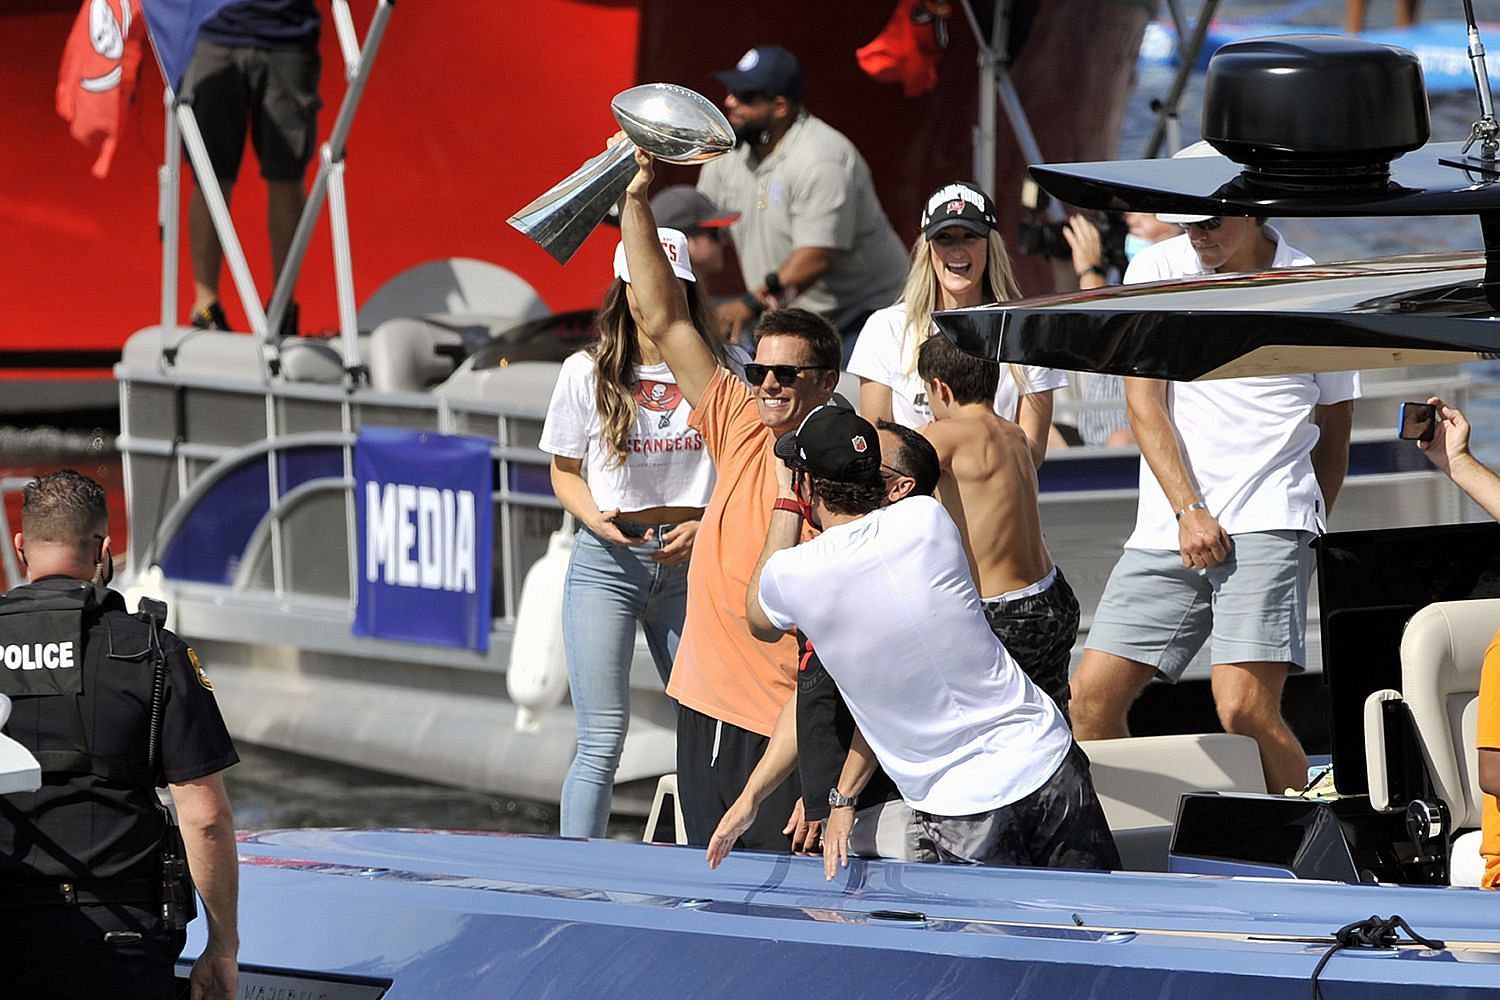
[117,340,564,670]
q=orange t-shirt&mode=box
[1480,634,1500,889]
[667,367,804,736]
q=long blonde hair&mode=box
[899,228,1026,393]
[590,277,725,467]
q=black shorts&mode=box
[676,702,800,850]
[180,40,322,183]
[917,742,1120,871]
[981,567,1081,722]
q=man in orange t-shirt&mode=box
[1479,634,1500,889]
[621,144,840,848]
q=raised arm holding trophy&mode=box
[508,83,735,263]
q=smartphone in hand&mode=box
[1397,401,1437,443]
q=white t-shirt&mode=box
[847,302,1068,427]
[539,351,716,513]
[757,496,1073,815]
[1122,231,1362,549]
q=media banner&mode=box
[354,428,494,652]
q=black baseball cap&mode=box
[920,181,999,239]
[774,399,881,484]
[712,46,805,101]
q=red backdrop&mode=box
[0,0,1147,361]
[0,0,642,353]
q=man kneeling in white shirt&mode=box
[745,401,1120,875]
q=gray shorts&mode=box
[1085,529,1316,681]
[181,41,322,183]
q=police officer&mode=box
[0,470,239,999]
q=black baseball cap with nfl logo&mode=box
[774,398,881,484]
[920,181,999,239]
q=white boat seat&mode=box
[365,316,470,392]
[1364,598,1498,881]
[121,325,347,384]
[277,337,345,384]
[436,359,563,413]
[1080,733,1267,871]
[123,326,263,380]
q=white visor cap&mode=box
[613,228,695,284]
[1156,140,1222,224]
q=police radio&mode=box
[138,596,199,932]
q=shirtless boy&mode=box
[917,333,1080,719]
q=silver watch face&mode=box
[828,788,853,807]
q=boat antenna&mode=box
[1461,0,1500,163]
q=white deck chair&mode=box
[1364,598,1500,885]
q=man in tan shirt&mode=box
[917,334,1080,719]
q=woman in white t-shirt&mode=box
[540,228,730,838]
[848,181,1067,465]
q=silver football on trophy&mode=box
[508,84,734,265]
[611,83,735,163]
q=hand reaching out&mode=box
[1417,395,1472,476]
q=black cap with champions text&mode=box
[774,399,881,484]
[919,181,999,239]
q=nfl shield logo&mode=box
[852,435,867,453]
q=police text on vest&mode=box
[2,641,77,671]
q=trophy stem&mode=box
[507,140,639,265]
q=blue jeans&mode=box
[559,525,687,837]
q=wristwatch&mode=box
[763,270,784,296]
[828,787,857,809]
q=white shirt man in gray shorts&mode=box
[1069,214,1358,795]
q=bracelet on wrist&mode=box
[763,270,784,296]
[1078,265,1107,279]
[741,292,765,315]
[772,498,804,517]
[1174,500,1209,522]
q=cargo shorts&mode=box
[1085,529,1317,681]
[180,40,322,183]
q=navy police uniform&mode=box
[0,577,237,999]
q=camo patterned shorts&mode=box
[981,567,1081,722]
[916,742,1121,871]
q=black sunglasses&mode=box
[880,463,912,481]
[744,363,827,387]
[1178,217,1224,232]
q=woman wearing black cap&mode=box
[847,182,1066,467]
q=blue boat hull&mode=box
[188,830,1500,998]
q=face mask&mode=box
[1124,234,1152,261]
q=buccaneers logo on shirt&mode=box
[634,380,682,413]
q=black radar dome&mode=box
[1201,35,1431,191]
